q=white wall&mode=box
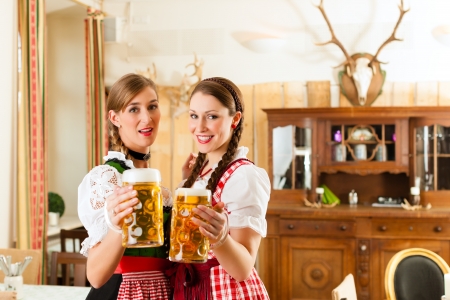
[0,0,16,248]
[47,5,88,217]
[102,0,450,87]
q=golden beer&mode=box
[169,188,212,263]
[121,168,164,248]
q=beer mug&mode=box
[169,188,212,263]
[121,168,164,248]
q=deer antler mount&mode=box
[315,0,409,106]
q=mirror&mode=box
[273,125,311,190]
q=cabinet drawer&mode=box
[279,219,356,237]
[371,220,450,238]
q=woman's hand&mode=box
[191,202,228,244]
[181,152,198,180]
[105,185,139,228]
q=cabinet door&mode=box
[411,119,450,206]
[319,119,409,175]
[280,237,355,300]
[371,239,450,300]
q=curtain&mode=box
[17,0,47,283]
[85,8,107,170]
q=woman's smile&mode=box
[138,127,154,137]
[197,135,213,144]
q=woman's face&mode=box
[189,92,240,158]
[109,86,160,153]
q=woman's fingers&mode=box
[181,153,198,179]
[105,185,140,226]
[106,186,137,209]
[192,205,227,242]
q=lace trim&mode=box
[89,165,122,210]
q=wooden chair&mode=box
[385,248,450,300]
[59,228,88,284]
[59,228,88,253]
[0,248,41,285]
[332,273,357,300]
[50,251,87,286]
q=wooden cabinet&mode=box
[264,106,450,206]
[258,107,450,300]
[259,207,450,300]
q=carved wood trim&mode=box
[357,239,371,300]
[318,168,407,175]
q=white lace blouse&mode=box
[191,146,271,237]
[78,151,172,256]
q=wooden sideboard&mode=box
[258,205,450,300]
[258,107,450,299]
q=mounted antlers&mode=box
[369,0,410,68]
[315,0,409,106]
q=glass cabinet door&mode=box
[330,124,396,162]
[273,125,312,190]
[415,125,450,191]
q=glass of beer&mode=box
[121,168,164,248]
[169,188,212,263]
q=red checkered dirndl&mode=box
[209,158,270,299]
[117,271,172,300]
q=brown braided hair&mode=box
[183,77,244,192]
[107,73,158,161]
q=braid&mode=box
[206,116,244,192]
[109,126,132,161]
[183,152,207,188]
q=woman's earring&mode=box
[231,124,236,129]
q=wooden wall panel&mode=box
[372,81,393,107]
[238,84,255,161]
[284,81,305,108]
[392,82,415,106]
[171,111,194,191]
[416,81,439,106]
[307,81,330,107]
[438,82,450,106]
[254,82,283,171]
[150,87,172,190]
[340,92,353,107]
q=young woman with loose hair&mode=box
[78,73,173,299]
[170,77,271,299]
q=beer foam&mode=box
[175,188,211,197]
[122,168,161,183]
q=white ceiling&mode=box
[46,0,76,14]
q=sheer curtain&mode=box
[17,0,47,283]
[85,7,107,170]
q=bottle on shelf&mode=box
[316,187,324,204]
[349,189,358,206]
[410,186,420,206]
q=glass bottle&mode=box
[410,187,420,206]
[349,189,358,206]
[316,187,324,204]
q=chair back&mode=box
[50,251,87,286]
[332,273,357,300]
[0,248,41,284]
[60,229,88,253]
[385,248,450,300]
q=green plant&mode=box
[48,192,65,217]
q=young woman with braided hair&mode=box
[78,73,174,300]
[170,77,270,299]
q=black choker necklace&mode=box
[128,149,151,161]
